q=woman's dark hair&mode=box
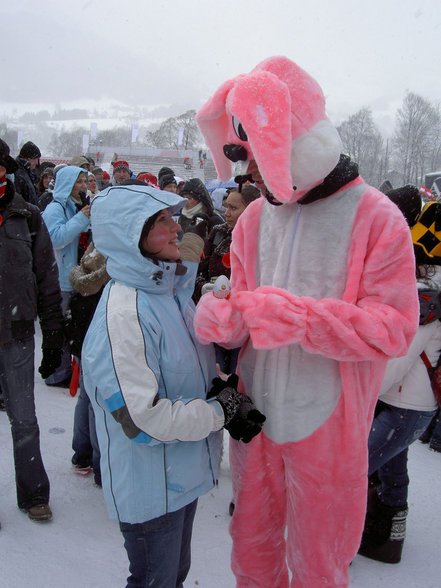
[121,179,147,187]
[239,184,260,206]
[138,210,162,260]
[37,170,54,194]
[227,184,260,207]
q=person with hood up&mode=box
[42,166,91,387]
[179,177,224,234]
[193,56,419,587]
[81,182,265,587]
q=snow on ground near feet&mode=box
[0,331,440,586]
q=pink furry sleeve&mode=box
[232,192,419,361]
[193,293,249,347]
[193,199,264,347]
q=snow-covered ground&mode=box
[1,332,440,587]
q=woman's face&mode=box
[88,174,97,192]
[183,194,199,210]
[224,191,246,228]
[141,210,181,261]
[71,172,87,198]
[0,165,6,177]
[42,174,51,189]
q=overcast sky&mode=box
[3,0,440,129]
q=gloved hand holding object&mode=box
[208,374,266,443]
[186,213,210,240]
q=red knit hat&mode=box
[137,172,158,188]
[112,160,130,172]
[102,170,111,180]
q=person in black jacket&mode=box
[178,177,224,234]
[14,140,41,206]
[0,139,64,523]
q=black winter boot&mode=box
[358,489,407,564]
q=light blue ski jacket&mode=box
[82,184,223,524]
[42,166,90,291]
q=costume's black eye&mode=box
[232,116,248,142]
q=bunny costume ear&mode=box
[196,56,342,204]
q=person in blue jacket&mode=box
[42,165,91,386]
[81,182,265,588]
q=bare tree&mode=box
[176,110,203,149]
[47,126,87,157]
[337,107,384,186]
[0,123,18,151]
[95,127,132,147]
[392,92,441,185]
[145,116,179,149]
[144,110,202,150]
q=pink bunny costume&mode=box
[194,56,419,587]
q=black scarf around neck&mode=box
[299,154,359,205]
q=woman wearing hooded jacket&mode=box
[178,177,224,235]
[81,183,264,587]
[42,166,91,386]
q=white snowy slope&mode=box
[0,332,440,587]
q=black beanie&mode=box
[159,174,177,190]
[158,166,175,181]
[19,141,41,160]
[386,185,422,227]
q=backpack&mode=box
[418,288,441,325]
[420,351,441,407]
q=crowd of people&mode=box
[1,54,441,588]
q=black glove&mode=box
[207,373,239,398]
[39,348,63,379]
[39,329,64,379]
[187,214,210,240]
[79,191,90,206]
[224,394,266,443]
[209,375,266,443]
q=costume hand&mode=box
[194,292,248,346]
[39,348,63,379]
[232,287,306,349]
